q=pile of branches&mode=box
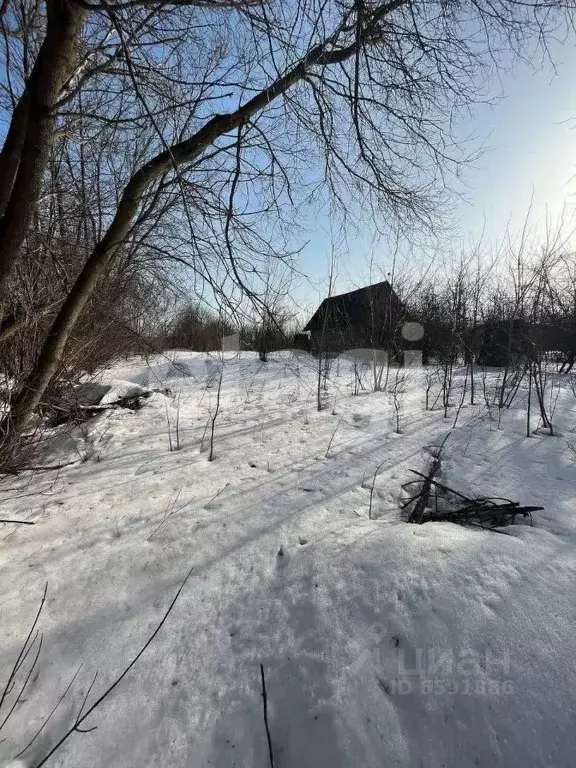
[46,387,165,427]
[402,459,542,530]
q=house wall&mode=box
[310,324,401,357]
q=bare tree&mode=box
[316,249,338,411]
[208,365,223,461]
[245,264,294,362]
[390,368,405,433]
[0,0,573,447]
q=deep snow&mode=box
[1,351,575,767]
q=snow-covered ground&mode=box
[1,351,576,768]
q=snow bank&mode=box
[99,378,149,405]
[1,353,575,767]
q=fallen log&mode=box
[403,456,442,524]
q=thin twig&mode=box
[30,567,194,768]
[208,370,223,462]
[0,634,43,731]
[408,470,472,502]
[325,417,343,458]
[10,461,78,472]
[260,664,275,768]
[15,665,84,758]
[0,582,47,721]
[368,460,386,520]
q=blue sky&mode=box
[294,36,576,313]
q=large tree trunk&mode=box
[3,0,408,437]
[0,96,30,220]
[2,179,148,436]
[0,0,85,295]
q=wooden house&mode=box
[303,281,404,356]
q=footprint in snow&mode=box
[276,545,289,568]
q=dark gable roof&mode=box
[303,280,398,332]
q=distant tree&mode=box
[244,265,294,361]
[167,304,234,352]
[1,0,573,444]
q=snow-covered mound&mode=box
[99,378,149,405]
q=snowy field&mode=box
[1,351,576,768]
